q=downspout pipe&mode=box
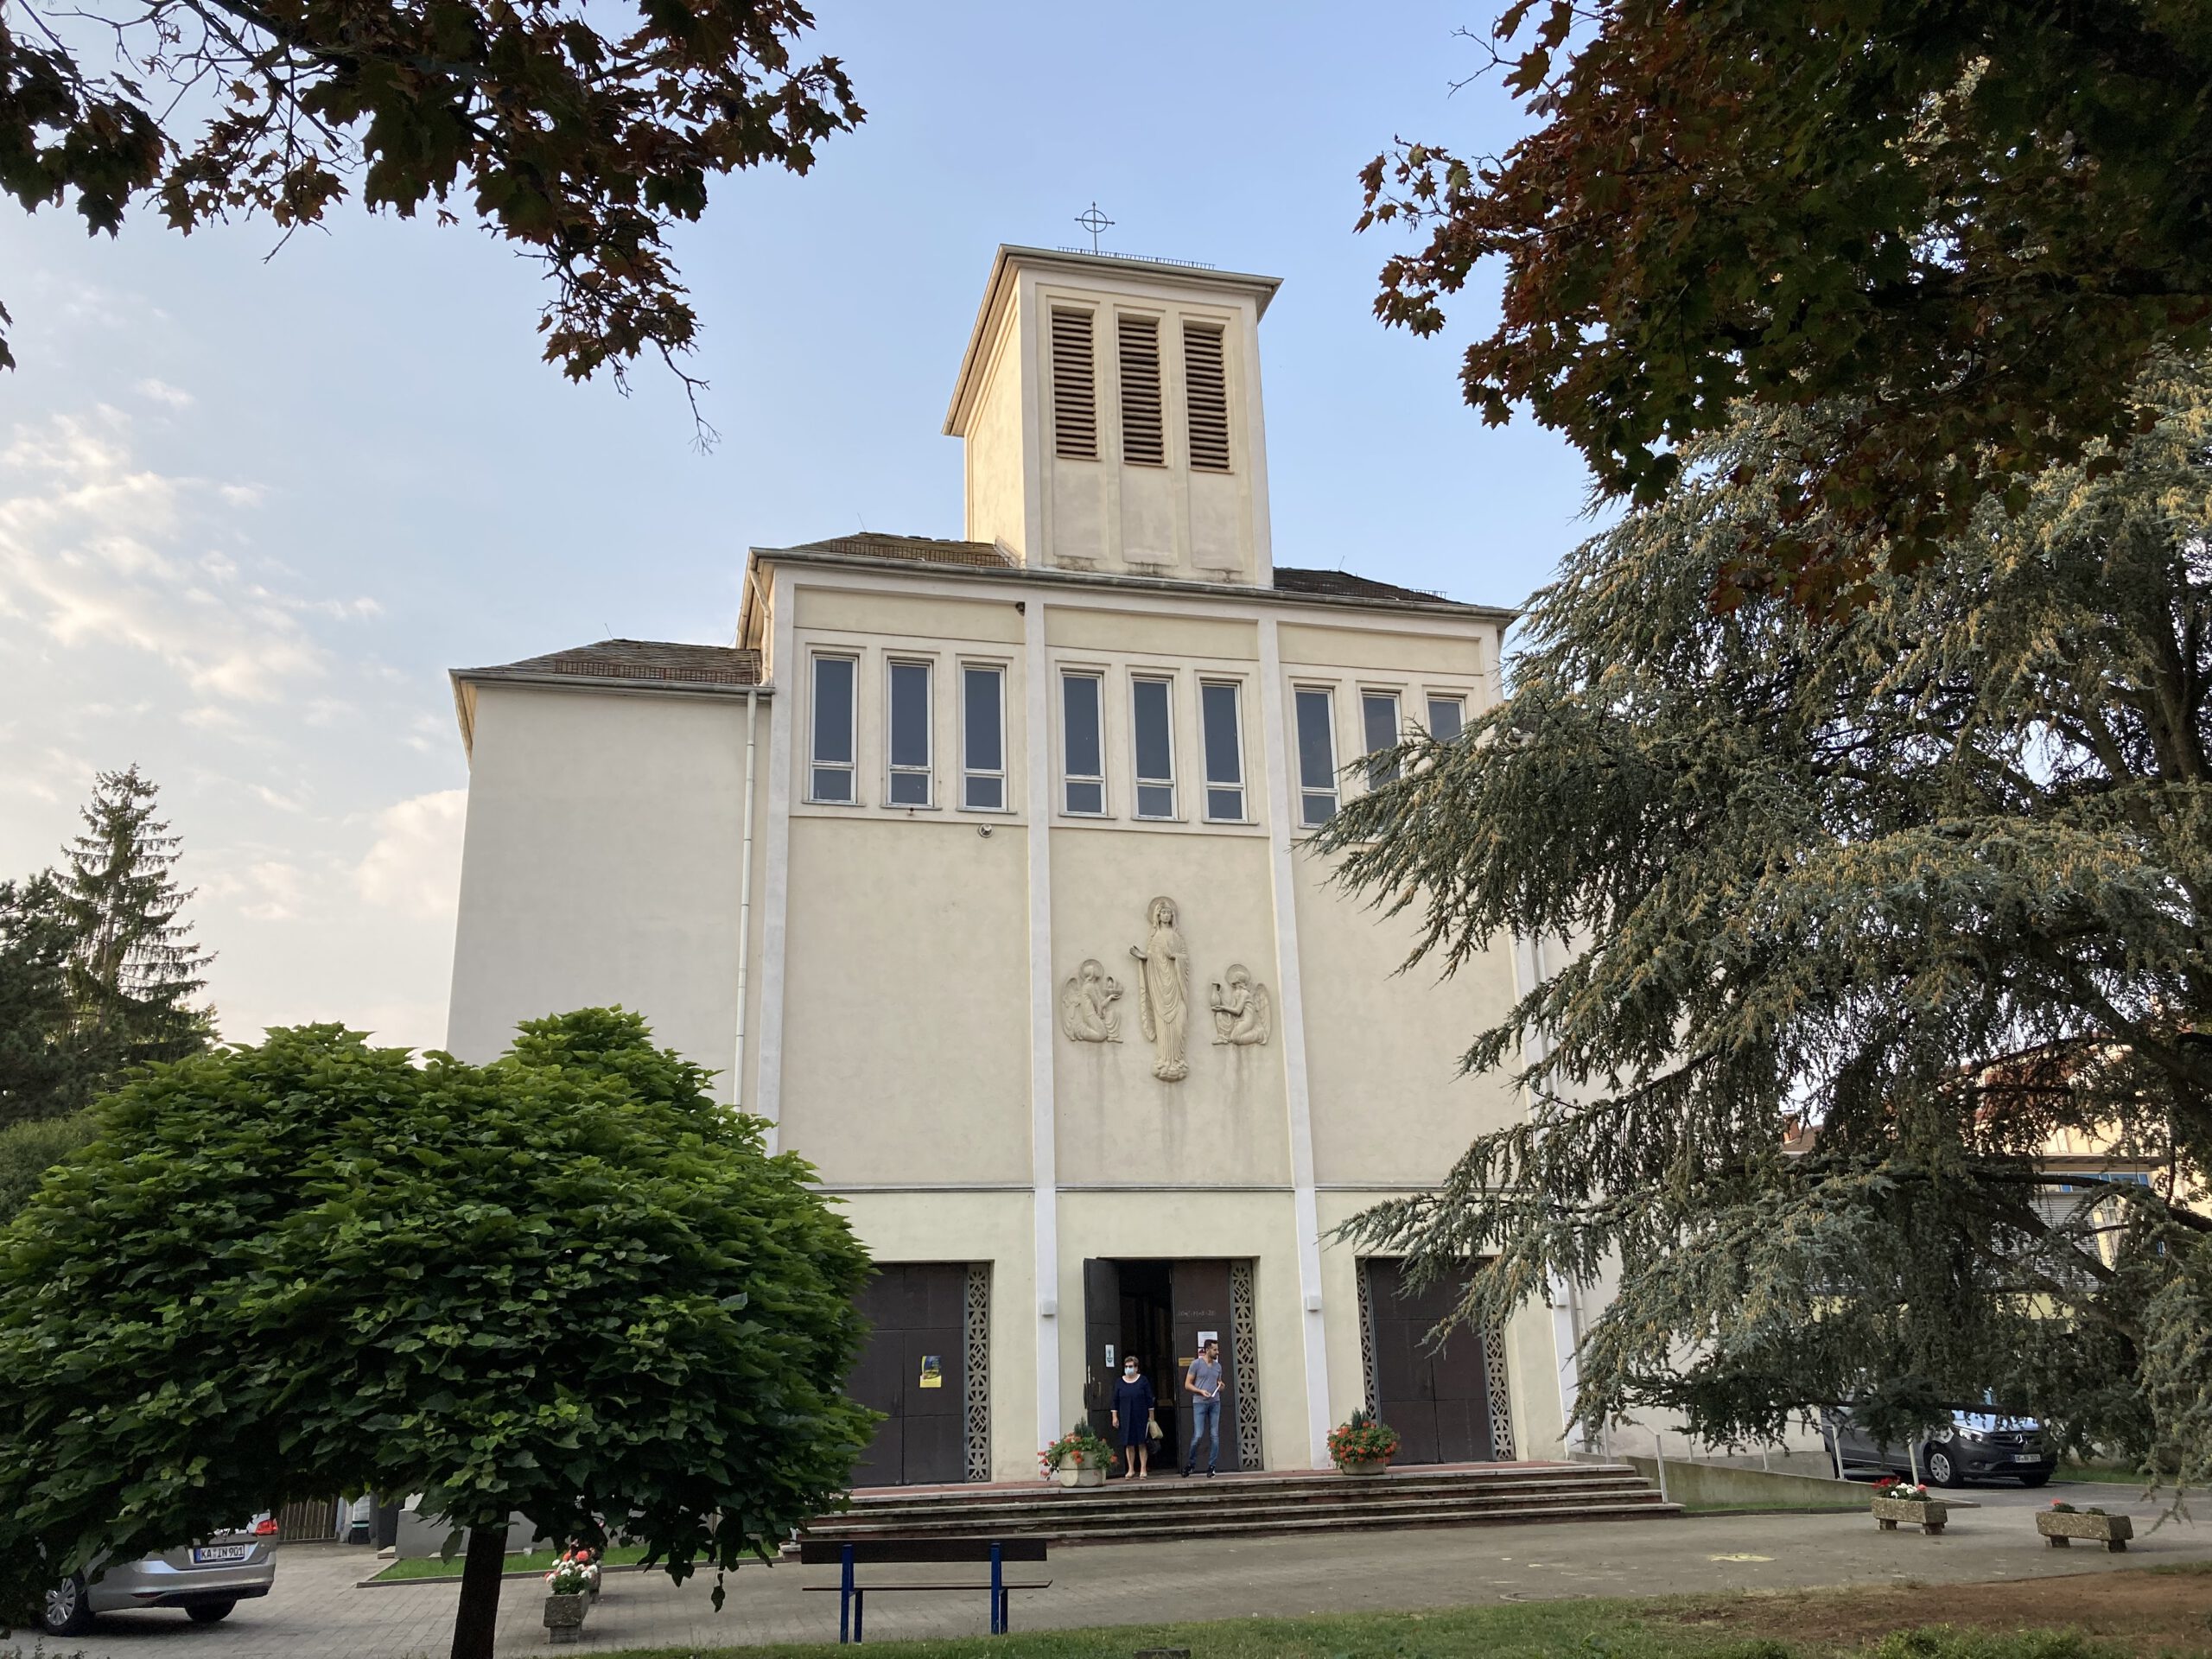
[732,686,760,1111]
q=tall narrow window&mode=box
[1184,322,1230,472]
[963,664,1006,811]
[810,655,856,803]
[1131,676,1176,818]
[1294,687,1337,828]
[1062,671,1105,815]
[1427,695,1465,742]
[1363,691,1401,788]
[887,659,932,806]
[1201,681,1244,822]
[1051,309,1097,460]
[1117,315,1165,466]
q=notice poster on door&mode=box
[1198,1330,1218,1347]
[918,1356,944,1389]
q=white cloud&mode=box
[236,860,308,922]
[356,789,467,921]
[0,408,352,702]
[135,378,194,410]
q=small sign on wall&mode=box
[918,1356,944,1389]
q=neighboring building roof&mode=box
[456,639,762,690]
[1272,566,1447,604]
[779,532,1014,569]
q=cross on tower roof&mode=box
[1074,202,1114,254]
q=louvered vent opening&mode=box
[1184,323,1231,472]
[1117,315,1166,467]
[1051,309,1098,461]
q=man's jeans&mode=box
[1186,1397,1222,1471]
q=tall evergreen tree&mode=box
[1315,359,2212,1476]
[54,767,215,1086]
[0,874,82,1126]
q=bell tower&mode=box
[944,245,1281,585]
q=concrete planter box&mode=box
[544,1592,588,1644]
[2037,1510,2132,1551]
[1052,1464,1106,1488]
[1871,1496,1948,1534]
[1337,1459,1391,1478]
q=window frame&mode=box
[1059,667,1109,818]
[884,656,936,809]
[805,652,861,806]
[1129,671,1179,821]
[1198,677,1247,823]
[1293,683,1338,829]
[959,659,1011,813]
[1424,691,1467,743]
[1360,687,1403,790]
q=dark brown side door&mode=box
[1366,1259,1497,1465]
[848,1263,968,1487]
[1168,1259,1243,1471]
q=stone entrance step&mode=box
[804,1461,1681,1547]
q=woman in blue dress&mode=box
[1109,1355,1156,1478]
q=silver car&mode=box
[43,1516,278,1633]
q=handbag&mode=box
[1146,1415,1164,1444]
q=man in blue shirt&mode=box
[1183,1338,1226,1477]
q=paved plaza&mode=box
[31,1481,2202,1659]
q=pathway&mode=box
[41,1481,2197,1659]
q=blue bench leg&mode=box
[855,1587,865,1643]
[990,1542,1003,1636]
[839,1545,855,1644]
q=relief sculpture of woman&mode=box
[1128,895,1191,1082]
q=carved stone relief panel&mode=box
[1207,963,1272,1046]
[1059,960,1123,1043]
[1128,894,1191,1082]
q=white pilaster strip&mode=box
[1514,931,1586,1452]
[1023,597,1063,1446]
[1256,615,1332,1466]
[754,565,798,1153]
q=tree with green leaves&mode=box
[53,765,215,1086]
[1316,357,2212,1474]
[1360,1,2212,609]
[2,0,861,427]
[0,1007,874,1659]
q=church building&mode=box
[444,245,1581,1484]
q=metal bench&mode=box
[798,1538,1052,1643]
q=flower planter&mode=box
[2037,1510,2132,1552]
[1053,1463,1107,1488]
[543,1592,588,1644]
[1337,1459,1391,1477]
[1870,1496,1948,1535]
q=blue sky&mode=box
[0,0,1597,1052]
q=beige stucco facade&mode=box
[445,246,1577,1484]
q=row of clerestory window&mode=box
[1051,308,1232,472]
[810,652,1465,826]
[809,656,1008,812]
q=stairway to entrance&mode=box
[803,1461,1681,1548]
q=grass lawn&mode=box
[370,1542,653,1581]
[572,1564,2211,1659]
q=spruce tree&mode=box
[55,767,215,1086]
[0,874,83,1125]
[1315,357,2212,1480]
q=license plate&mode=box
[2011,1454,2043,1464]
[189,1545,251,1565]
